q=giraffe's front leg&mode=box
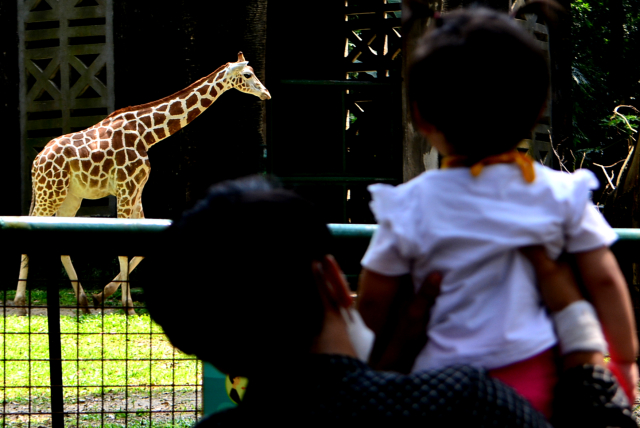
[92,257,135,315]
[118,256,136,315]
[14,254,29,316]
[61,256,91,314]
[92,256,144,309]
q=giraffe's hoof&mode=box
[91,293,103,308]
[78,294,91,314]
[13,297,27,316]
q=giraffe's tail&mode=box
[28,184,35,216]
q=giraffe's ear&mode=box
[228,61,249,73]
[237,51,246,62]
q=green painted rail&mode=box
[1,216,640,241]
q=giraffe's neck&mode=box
[106,64,233,150]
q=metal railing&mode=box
[1,217,639,427]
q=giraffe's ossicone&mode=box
[16,52,270,316]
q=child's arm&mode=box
[574,246,639,399]
[356,269,402,335]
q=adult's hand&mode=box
[368,272,441,373]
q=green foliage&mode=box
[572,0,640,158]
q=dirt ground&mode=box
[0,299,133,317]
[1,388,201,427]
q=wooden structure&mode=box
[18,0,116,216]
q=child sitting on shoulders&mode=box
[357,5,638,417]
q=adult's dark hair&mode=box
[408,6,550,159]
[144,175,330,377]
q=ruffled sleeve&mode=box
[360,183,416,276]
[564,169,618,253]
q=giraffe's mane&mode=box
[106,63,230,119]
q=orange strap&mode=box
[441,150,536,183]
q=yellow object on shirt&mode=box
[441,150,536,183]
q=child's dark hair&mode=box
[409,7,549,159]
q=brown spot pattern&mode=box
[140,115,152,129]
[124,113,136,121]
[143,133,155,146]
[124,133,137,147]
[156,104,168,112]
[90,165,100,176]
[197,86,208,96]
[209,87,218,97]
[125,149,137,162]
[101,128,113,139]
[102,158,114,171]
[112,131,124,150]
[155,128,166,140]
[63,146,77,158]
[115,151,127,167]
[186,94,198,109]
[78,147,89,158]
[82,160,92,172]
[111,119,124,129]
[153,113,167,126]
[216,82,224,90]
[134,170,146,184]
[167,119,181,135]
[123,122,137,132]
[201,98,212,108]
[137,108,152,117]
[91,152,105,163]
[187,109,200,124]
[169,102,184,116]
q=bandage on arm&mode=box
[552,300,607,355]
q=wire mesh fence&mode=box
[1,280,201,428]
[0,218,201,428]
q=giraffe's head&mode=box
[227,52,271,101]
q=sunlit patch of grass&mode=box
[0,314,200,401]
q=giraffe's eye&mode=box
[243,73,252,79]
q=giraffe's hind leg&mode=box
[15,255,30,316]
[57,194,91,314]
[14,190,68,315]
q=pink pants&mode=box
[489,348,558,418]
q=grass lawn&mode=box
[0,289,202,427]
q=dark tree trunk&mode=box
[548,0,572,167]
[608,0,626,105]
[0,0,21,215]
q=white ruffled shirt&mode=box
[361,163,618,371]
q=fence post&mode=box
[47,280,64,428]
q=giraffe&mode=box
[15,52,271,316]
